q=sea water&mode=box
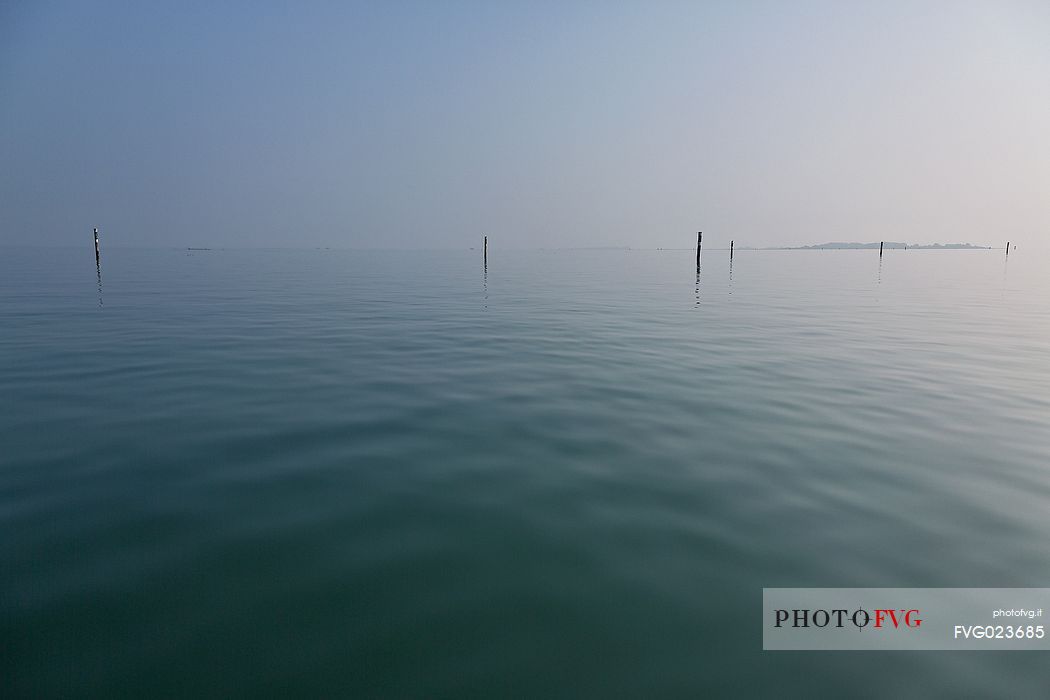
[2,246,1048,697]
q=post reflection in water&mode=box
[96,261,103,307]
[694,263,701,307]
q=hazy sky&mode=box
[2,1,1048,249]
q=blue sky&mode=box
[2,1,1048,249]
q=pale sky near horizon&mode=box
[2,1,1048,250]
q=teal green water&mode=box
[2,247,1049,697]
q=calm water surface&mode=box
[2,246,1049,697]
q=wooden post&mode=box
[730,240,734,259]
[879,241,884,257]
[94,228,100,266]
[1006,241,1010,257]
[696,232,702,268]
[484,236,487,265]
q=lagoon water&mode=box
[2,246,1049,697]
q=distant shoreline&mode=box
[760,242,992,250]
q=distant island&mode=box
[764,242,991,250]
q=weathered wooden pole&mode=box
[730,240,734,259]
[94,228,100,266]
[879,241,884,257]
[484,236,488,265]
[1006,241,1010,257]
[696,232,702,268]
